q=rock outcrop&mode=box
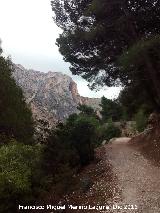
[13,64,101,126]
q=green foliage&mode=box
[0,55,34,144]
[119,85,154,120]
[42,126,79,174]
[52,0,160,110]
[42,123,80,195]
[134,109,148,132]
[100,96,122,122]
[0,142,43,212]
[52,0,160,88]
[77,104,95,116]
[119,36,160,73]
[70,116,98,165]
[42,112,99,196]
[96,125,109,145]
[118,36,160,86]
[43,114,98,170]
[104,121,121,142]
[118,36,160,108]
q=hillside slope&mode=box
[131,127,160,166]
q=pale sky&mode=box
[0,0,121,99]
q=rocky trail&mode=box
[62,137,160,213]
[105,137,160,213]
[43,137,160,213]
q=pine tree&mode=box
[0,52,34,144]
[52,0,160,107]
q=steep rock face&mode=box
[13,64,101,125]
[80,96,101,109]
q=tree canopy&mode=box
[52,0,160,107]
[100,96,122,122]
[0,54,34,144]
[52,0,160,85]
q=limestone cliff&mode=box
[13,64,101,126]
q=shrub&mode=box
[103,121,121,141]
[135,108,148,132]
[70,116,98,165]
[41,112,100,198]
[77,104,95,116]
[42,114,99,197]
[0,142,43,212]
[42,127,79,196]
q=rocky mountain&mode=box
[13,64,101,126]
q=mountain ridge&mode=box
[13,64,101,126]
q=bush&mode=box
[70,116,98,165]
[103,121,121,142]
[0,142,43,212]
[42,125,80,196]
[77,104,95,116]
[42,114,99,197]
[135,108,148,132]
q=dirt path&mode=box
[43,138,160,213]
[106,138,160,213]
